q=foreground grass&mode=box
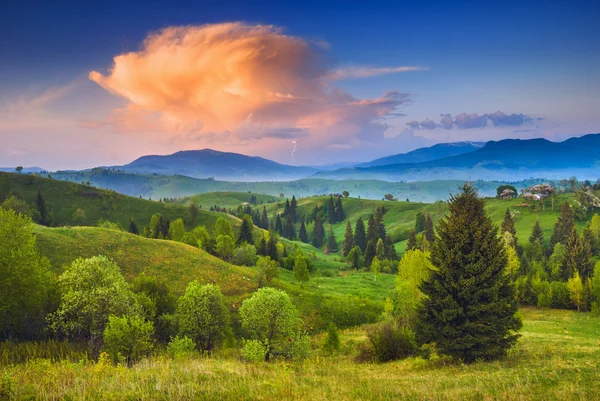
[2,308,599,400]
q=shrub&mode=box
[103,314,155,365]
[241,339,268,362]
[166,336,195,359]
[357,320,420,363]
[322,323,340,354]
[550,281,571,309]
[233,244,258,266]
[291,333,311,361]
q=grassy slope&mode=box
[2,172,236,231]
[182,191,285,209]
[6,308,600,400]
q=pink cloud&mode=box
[87,22,417,151]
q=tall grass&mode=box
[0,340,90,367]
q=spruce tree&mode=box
[342,220,355,257]
[326,226,338,252]
[384,235,397,260]
[335,196,344,222]
[260,206,269,229]
[298,217,308,243]
[266,236,278,261]
[283,199,291,218]
[36,189,48,225]
[406,229,418,251]
[501,209,518,248]
[257,237,267,256]
[354,217,367,252]
[312,215,325,248]
[424,214,435,243]
[414,212,425,233]
[375,238,384,260]
[551,202,575,248]
[364,239,376,267]
[238,215,254,245]
[416,184,521,363]
[275,214,283,235]
[367,215,378,245]
[290,195,297,223]
[283,215,296,240]
[579,227,595,280]
[327,196,336,223]
[375,207,386,241]
[529,219,544,244]
[128,218,139,235]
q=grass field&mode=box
[182,191,285,209]
[2,308,598,400]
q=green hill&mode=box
[181,191,285,209]
[1,172,236,231]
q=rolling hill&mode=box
[112,149,317,181]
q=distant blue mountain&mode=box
[357,142,485,168]
[115,149,317,182]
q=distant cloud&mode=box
[406,120,420,129]
[407,111,535,131]
[440,114,454,130]
[87,22,419,152]
[419,119,436,130]
[484,111,532,127]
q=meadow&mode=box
[2,308,599,401]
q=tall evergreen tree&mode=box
[266,236,278,261]
[384,235,397,260]
[551,202,575,248]
[406,229,418,251]
[326,226,338,253]
[238,215,254,245]
[580,227,595,280]
[257,237,267,256]
[375,207,386,241]
[36,189,48,225]
[364,239,376,267]
[128,218,139,235]
[529,219,544,244]
[252,210,261,226]
[342,221,355,257]
[416,184,521,363]
[367,214,378,245]
[283,215,296,240]
[312,215,325,248]
[298,217,308,243]
[501,209,518,248]
[283,199,291,218]
[260,206,269,229]
[327,196,336,223]
[424,214,435,243]
[275,214,283,235]
[375,238,385,260]
[354,217,367,252]
[414,212,425,233]
[290,195,297,223]
[335,196,344,222]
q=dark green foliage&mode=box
[581,227,595,279]
[406,229,418,252]
[275,214,283,235]
[384,235,398,260]
[327,196,336,223]
[36,189,48,225]
[322,323,340,354]
[529,219,544,244]
[298,217,308,243]
[188,203,200,222]
[0,173,11,201]
[357,320,420,363]
[312,215,325,248]
[375,207,386,241]
[346,246,364,270]
[266,235,278,261]
[414,212,425,233]
[342,220,355,257]
[326,226,338,253]
[283,215,296,240]
[423,214,434,243]
[128,218,139,235]
[565,228,594,281]
[364,239,376,267]
[335,196,344,222]
[290,195,297,223]
[501,209,518,248]
[354,217,367,252]
[551,202,575,249]
[260,206,269,229]
[238,214,254,245]
[416,184,521,363]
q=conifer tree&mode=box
[414,212,425,233]
[275,214,283,235]
[266,236,278,261]
[501,209,517,248]
[342,221,355,257]
[424,214,435,243]
[36,189,48,225]
[364,239,376,267]
[128,218,139,235]
[384,235,397,260]
[529,219,544,244]
[406,229,418,251]
[375,207,386,241]
[326,226,338,252]
[416,184,521,363]
[327,196,336,223]
[354,217,367,252]
[375,238,385,260]
[367,215,378,245]
[283,215,296,240]
[260,206,269,229]
[257,237,267,256]
[551,202,575,248]
[238,215,254,245]
[312,215,325,248]
[581,227,595,280]
[283,199,291,218]
[335,196,344,222]
[290,195,297,223]
[298,217,308,243]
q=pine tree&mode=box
[266,236,278,261]
[406,229,418,251]
[375,238,385,260]
[424,214,435,243]
[327,196,336,223]
[260,206,269,229]
[36,189,48,225]
[529,219,544,244]
[342,221,355,256]
[354,217,367,252]
[283,199,291,218]
[290,195,298,223]
[579,227,595,280]
[257,237,267,256]
[275,214,283,235]
[326,226,338,252]
[551,202,575,248]
[128,218,139,235]
[416,184,521,362]
[367,215,378,245]
[335,196,344,222]
[252,210,260,226]
[312,215,325,248]
[238,215,254,245]
[375,207,386,241]
[283,215,296,240]
[501,209,518,248]
[384,235,397,260]
[298,217,308,243]
[414,212,425,233]
[364,239,376,267]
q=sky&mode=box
[1,0,599,170]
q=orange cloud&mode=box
[88,22,420,151]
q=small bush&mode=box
[356,320,420,363]
[166,336,195,359]
[291,334,311,361]
[241,340,268,362]
[322,323,340,354]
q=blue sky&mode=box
[1,0,599,169]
